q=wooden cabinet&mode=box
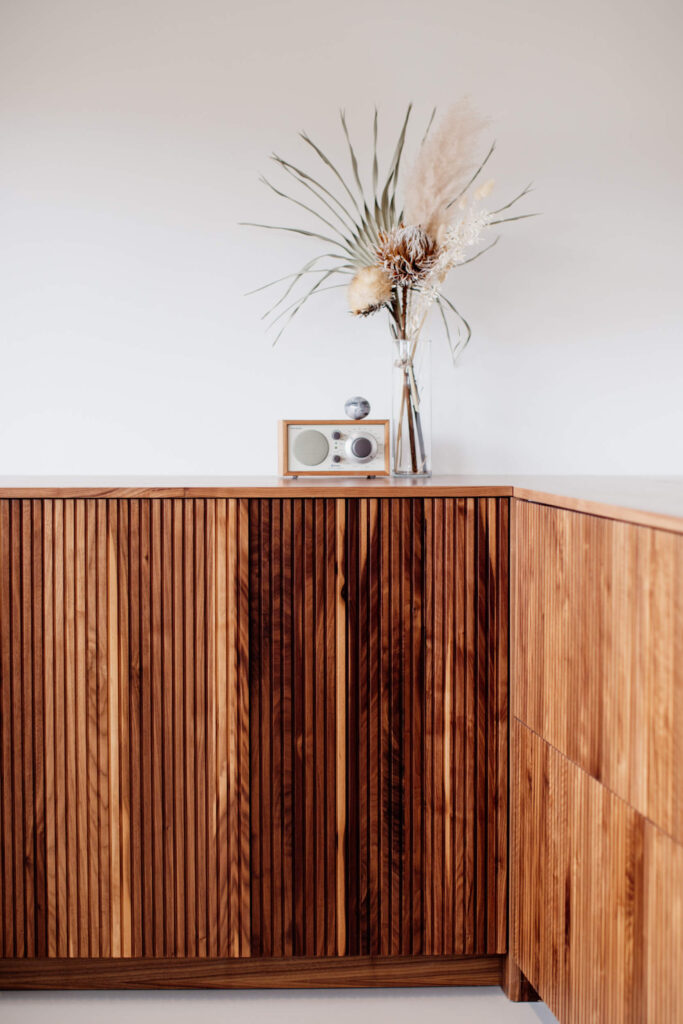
[511,499,683,1023]
[0,494,508,986]
[6,480,679,1010]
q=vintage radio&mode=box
[279,419,390,477]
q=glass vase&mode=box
[391,336,431,477]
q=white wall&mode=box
[1,0,682,476]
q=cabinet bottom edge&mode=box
[0,954,505,990]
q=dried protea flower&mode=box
[348,266,393,316]
[376,225,439,286]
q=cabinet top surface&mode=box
[1,475,683,533]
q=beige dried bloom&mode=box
[474,178,495,200]
[348,265,393,316]
[376,225,439,286]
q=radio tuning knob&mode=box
[345,433,377,464]
[332,430,341,440]
[332,455,341,463]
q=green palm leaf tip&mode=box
[270,154,360,237]
[258,174,356,250]
[437,294,472,363]
[247,104,417,343]
[372,109,379,197]
[380,104,412,228]
[372,109,388,233]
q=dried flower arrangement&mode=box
[245,100,535,474]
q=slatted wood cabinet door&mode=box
[343,497,508,957]
[0,498,251,960]
[0,493,509,981]
[247,498,343,957]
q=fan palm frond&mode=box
[246,105,415,342]
[245,102,535,347]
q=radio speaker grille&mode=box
[293,429,329,466]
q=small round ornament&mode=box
[344,396,371,420]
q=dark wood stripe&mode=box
[0,954,505,989]
[248,499,340,957]
[344,498,508,957]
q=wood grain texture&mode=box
[0,499,250,958]
[0,493,510,982]
[1,477,682,535]
[0,478,515,501]
[0,953,505,989]
[247,498,341,957]
[344,497,508,957]
[501,955,538,1003]
[512,720,683,1024]
[512,499,683,843]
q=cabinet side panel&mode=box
[512,500,683,842]
[644,821,683,1021]
[512,719,683,1024]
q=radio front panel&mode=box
[279,420,390,476]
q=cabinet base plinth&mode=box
[501,955,539,1002]
[0,955,505,990]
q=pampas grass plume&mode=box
[403,99,490,239]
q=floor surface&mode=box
[0,987,559,1023]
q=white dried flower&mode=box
[406,208,493,337]
[474,179,495,200]
[348,266,393,316]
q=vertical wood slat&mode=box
[344,497,508,957]
[248,498,341,957]
[1,493,508,966]
[0,499,250,958]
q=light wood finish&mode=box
[512,721,683,1024]
[0,953,505,989]
[343,497,508,956]
[2,477,683,534]
[512,496,683,1021]
[513,499,683,842]
[0,498,251,959]
[0,477,514,499]
[278,421,390,476]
